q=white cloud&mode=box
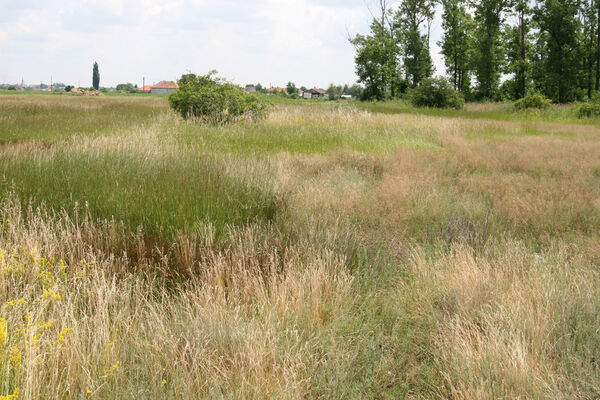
[0,0,445,87]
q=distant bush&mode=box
[7,86,16,91]
[408,78,464,109]
[514,93,552,110]
[169,71,268,124]
[65,85,74,92]
[577,102,600,118]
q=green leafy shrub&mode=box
[169,71,268,124]
[577,102,600,118]
[408,78,464,109]
[577,92,600,118]
[7,86,16,91]
[514,93,552,110]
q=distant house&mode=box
[139,85,153,93]
[267,87,288,95]
[307,88,327,98]
[151,81,179,94]
[245,85,256,94]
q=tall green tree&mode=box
[350,0,402,100]
[92,62,100,90]
[397,0,435,87]
[596,1,600,90]
[533,0,581,102]
[473,0,507,99]
[503,0,532,99]
[580,0,598,98]
[286,82,299,96]
[439,0,473,95]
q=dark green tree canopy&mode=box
[350,0,600,103]
[92,62,100,90]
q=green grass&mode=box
[355,99,600,125]
[0,149,276,238]
[1,94,600,398]
[175,115,442,155]
[0,95,168,142]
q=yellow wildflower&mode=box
[104,360,120,377]
[0,387,19,400]
[36,270,55,287]
[0,318,7,348]
[42,289,62,302]
[9,346,21,371]
[161,379,167,387]
[56,328,74,344]
[3,298,27,309]
[86,389,93,396]
[37,320,54,331]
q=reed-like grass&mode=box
[0,94,599,398]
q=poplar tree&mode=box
[503,0,532,99]
[92,62,100,90]
[473,0,507,99]
[580,0,598,98]
[439,0,473,95]
[533,0,581,102]
[350,1,402,99]
[397,0,435,87]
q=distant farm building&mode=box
[139,85,152,93]
[267,87,288,95]
[245,85,257,94]
[151,81,179,94]
[304,88,327,99]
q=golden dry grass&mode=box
[0,95,599,398]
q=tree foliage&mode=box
[327,84,343,100]
[533,0,581,102]
[350,0,600,103]
[473,0,507,99]
[350,1,402,100]
[408,77,465,108]
[168,72,268,125]
[439,0,473,96]
[397,0,435,86]
[92,62,100,90]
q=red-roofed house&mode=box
[139,85,153,93]
[151,81,179,94]
[267,87,288,95]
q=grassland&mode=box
[0,94,599,399]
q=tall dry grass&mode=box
[0,95,599,398]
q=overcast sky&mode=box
[0,0,445,88]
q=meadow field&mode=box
[0,93,599,399]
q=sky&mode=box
[0,0,445,88]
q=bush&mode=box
[65,85,74,92]
[514,93,552,110]
[7,86,16,91]
[408,78,464,109]
[577,102,600,118]
[169,72,268,125]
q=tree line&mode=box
[351,0,600,103]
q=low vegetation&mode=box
[0,93,599,398]
[168,72,268,124]
[513,93,552,110]
[408,77,465,109]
